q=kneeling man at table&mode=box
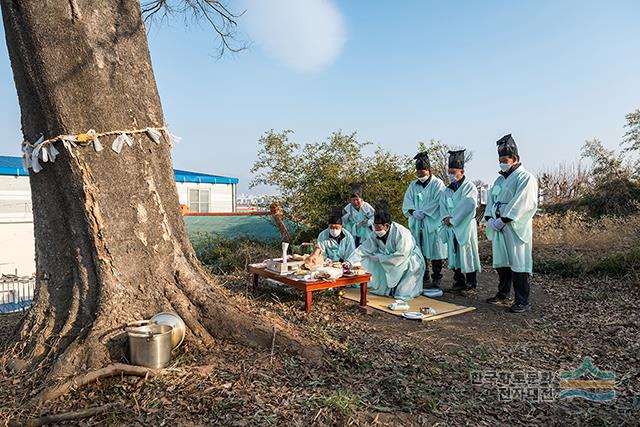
[315,207,356,263]
[347,201,426,301]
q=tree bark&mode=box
[0,0,318,382]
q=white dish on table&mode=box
[402,312,426,320]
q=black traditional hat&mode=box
[373,200,392,225]
[413,152,431,171]
[350,182,364,199]
[496,134,518,157]
[448,149,466,169]
[328,207,343,225]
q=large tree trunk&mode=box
[1,0,317,381]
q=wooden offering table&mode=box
[248,265,371,313]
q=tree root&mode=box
[9,404,117,427]
[32,363,160,405]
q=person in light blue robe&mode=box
[484,134,538,313]
[347,201,425,301]
[439,149,481,295]
[402,152,447,291]
[342,183,375,247]
[315,207,356,263]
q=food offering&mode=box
[343,265,366,276]
[313,270,333,280]
[292,253,369,281]
[303,252,325,269]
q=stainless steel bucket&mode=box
[150,312,186,350]
[126,324,173,369]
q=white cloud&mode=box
[242,0,346,72]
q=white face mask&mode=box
[418,175,429,183]
[448,173,458,182]
[329,228,341,238]
[375,229,387,238]
[499,163,511,172]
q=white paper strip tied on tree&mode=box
[111,133,133,154]
[168,133,182,145]
[146,127,162,144]
[20,126,179,173]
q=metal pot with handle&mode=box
[125,324,173,369]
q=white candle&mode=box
[282,242,289,265]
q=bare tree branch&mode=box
[141,0,248,56]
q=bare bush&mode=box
[535,211,640,250]
[534,211,640,277]
[538,162,591,205]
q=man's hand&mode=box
[412,210,425,220]
[443,217,452,226]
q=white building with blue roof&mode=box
[0,155,238,276]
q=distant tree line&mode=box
[540,108,640,217]
[250,130,469,238]
[252,108,640,239]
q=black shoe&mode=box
[509,303,530,313]
[446,283,466,294]
[486,295,512,306]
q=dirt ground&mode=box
[1,268,638,426]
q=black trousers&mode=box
[496,267,530,305]
[419,231,443,285]
[453,269,477,288]
[451,237,477,288]
[423,258,443,284]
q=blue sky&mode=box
[1,0,639,193]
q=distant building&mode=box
[0,155,238,276]
[477,184,489,206]
[0,158,33,277]
[174,169,238,213]
[236,193,276,211]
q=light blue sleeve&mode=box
[501,174,538,222]
[347,236,377,265]
[316,231,329,252]
[423,179,444,219]
[364,203,375,227]
[484,179,497,219]
[378,229,412,266]
[342,204,351,225]
[341,233,357,260]
[450,185,477,227]
[402,184,415,218]
[439,189,450,221]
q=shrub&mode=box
[593,246,640,277]
[250,130,466,239]
[191,232,279,274]
[533,212,640,277]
